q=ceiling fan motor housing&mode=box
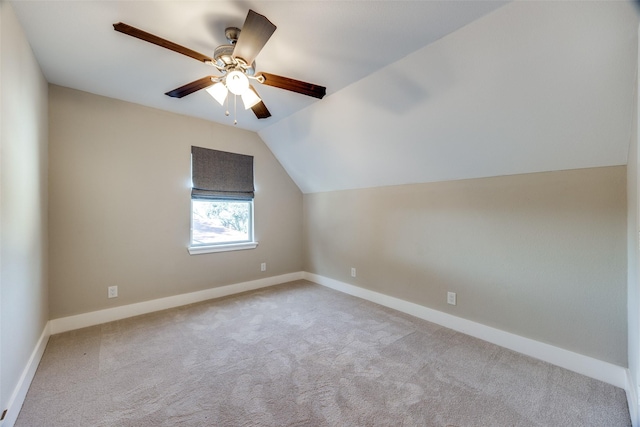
[213,45,235,68]
[213,27,255,76]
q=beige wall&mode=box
[1,0,49,415]
[304,167,627,366]
[628,41,640,418]
[48,85,302,319]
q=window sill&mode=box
[188,241,258,255]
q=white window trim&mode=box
[188,198,257,255]
[187,241,258,255]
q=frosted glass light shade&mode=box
[241,89,261,109]
[226,70,249,95]
[205,83,228,105]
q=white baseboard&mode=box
[8,272,632,426]
[304,272,628,390]
[3,323,50,427]
[50,272,304,334]
[628,369,639,427]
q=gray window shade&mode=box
[191,146,254,200]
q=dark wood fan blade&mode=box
[113,22,212,63]
[165,76,216,98]
[258,72,326,99]
[251,101,271,119]
[248,85,271,119]
[233,10,276,66]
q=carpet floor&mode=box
[16,280,630,426]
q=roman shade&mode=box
[191,146,254,200]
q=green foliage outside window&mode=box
[203,201,249,233]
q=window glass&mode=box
[191,199,253,246]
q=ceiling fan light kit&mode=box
[241,88,262,110]
[225,70,249,95]
[206,82,228,106]
[113,9,326,125]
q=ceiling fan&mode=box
[113,10,326,122]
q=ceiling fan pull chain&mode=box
[234,94,238,126]
[225,92,230,117]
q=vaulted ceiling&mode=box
[11,1,639,193]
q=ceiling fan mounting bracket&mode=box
[225,27,241,44]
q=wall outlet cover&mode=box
[108,286,118,298]
[447,291,457,306]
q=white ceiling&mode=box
[10,0,640,193]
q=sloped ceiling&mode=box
[260,1,639,193]
[10,1,640,194]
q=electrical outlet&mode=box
[108,286,118,299]
[260,262,266,272]
[447,291,457,306]
[351,267,356,278]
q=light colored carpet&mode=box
[16,280,630,426]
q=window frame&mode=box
[188,197,258,255]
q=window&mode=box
[191,199,253,244]
[188,146,257,254]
